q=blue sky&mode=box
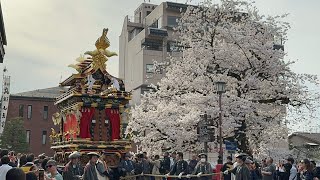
[0,0,319,131]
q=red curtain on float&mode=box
[105,108,120,141]
[63,114,78,140]
[79,107,95,138]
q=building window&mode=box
[167,41,183,52]
[19,105,24,117]
[42,131,47,145]
[27,105,32,119]
[146,11,151,16]
[150,20,158,28]
[167,16,179,27]
[146,64,154,73]
[26,130,30,144]
[43,106,48,120]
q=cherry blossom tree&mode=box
[128,0,319,155]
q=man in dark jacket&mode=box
[188,155,198,175]
[167,152,188,179]
[226,153,251,180]
[119,153,135,178]
[134,153,150,180]
[160,152,171,174]
[222,156,233,180]
[63,151,83,180]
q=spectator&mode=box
[119,153,135,178]
[6,167,26,180]
[63,151,83,180]
[167,152,188,179]
[20,155,27,167]
[45,160,63,180]
[276,159,291,180]
[193,153,213,180]
[0,149,8,158]
[0,155,13,180]
[311,160,320,179]
[21,154,35,173]
[83,152,109,180]
[41,158,49,170]
[252,161,262,180]
[226,153,251,180]
[287,157,297,180]
[8,151,17,167]
[221,156,233,180]
[261,157,276,180]
[26,172,38,180]
[30,165,39,178]
[160,152,171,175]
[244,158,259,180]
[188,154,198,175]
[298,159,313,180]
[151,155,161,180]
[170,152,177,169]
[134,153,150,180]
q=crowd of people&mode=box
[0,148,320,180]
[221,153,320,180]
[0,148,63,180]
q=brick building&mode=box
[7,87,66,156]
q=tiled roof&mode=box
[12,86,68,99]
[289,132,320,145]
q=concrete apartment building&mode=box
[7,87,65,156]
[119,2,186,105]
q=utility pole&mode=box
[204,113,208,154]
[218,92,223,163]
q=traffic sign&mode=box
[225,141,237,151]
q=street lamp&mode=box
[216,81,226,164]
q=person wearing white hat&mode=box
[63,151,83,180]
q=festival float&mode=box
[50,28,132,167]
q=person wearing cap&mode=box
[63,151,83,180]
[83,152,110,180]
[44,160,63,180]
[192,153,212,180]
[119,153,135,179]
[225,153,251,180]
[221,156,233,180]
[261,157,276,180]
